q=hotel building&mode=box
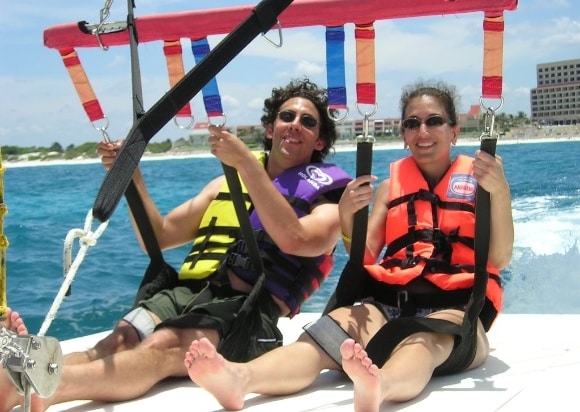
[530,58,580,125]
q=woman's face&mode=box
[401,94,459,167]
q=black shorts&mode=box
[140,282,282,362]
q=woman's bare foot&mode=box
[340,338,383,412]
[184,338,246,411]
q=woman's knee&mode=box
[328,304,387,345]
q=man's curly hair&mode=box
[260,77,338,162]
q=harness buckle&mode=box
[397,290,408,311]
[401,256,421,269]
[226,253,253,270]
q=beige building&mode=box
[530,58,580,126]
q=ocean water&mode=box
[3,140,580,341]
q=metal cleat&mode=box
[1,326,63,398]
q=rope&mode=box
[38,210,109,336]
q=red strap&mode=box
[482,13,505,99]
[355,23,376,106]
[59,48,105,122]
[163,40,192,118]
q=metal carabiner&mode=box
[261,20,283,48]
[479,96,504,140]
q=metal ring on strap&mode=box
[327,106,349,122]
[173,115,195,130]
[208,113,227,128]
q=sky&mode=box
[0,0,579,148]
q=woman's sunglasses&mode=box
[277,110,319,129]
[402,115,449,130]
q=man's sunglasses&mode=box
[277,110,319,129]
[402,115,449,130]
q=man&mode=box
[0,78,350,411]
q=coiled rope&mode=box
[38,210,109,336]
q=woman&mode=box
[184,80,514,412]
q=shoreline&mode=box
[3,135,579,169]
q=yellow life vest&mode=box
[178,152,265,280]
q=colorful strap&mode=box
[325,26,347,110]
[0,149,6,319]
[59,48,106,123]
[162,40,192,118]
[190,37,224,117]
[354,23,376,106]
[482,13,505,99]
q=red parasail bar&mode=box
[44,0,518,50]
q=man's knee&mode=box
[122,307,158,342]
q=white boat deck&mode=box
[14,313,580,412]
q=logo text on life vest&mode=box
[299,165,333,189]
[448,174,476,201]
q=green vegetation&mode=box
[1,139,179,162]
[0,111,533,162]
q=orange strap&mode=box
[59,48,106,123]
[162,40,192,118]
[482,13,504,99]
[354,22,376,105]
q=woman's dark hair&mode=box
[399,79,460,130]
[261,77,337,162]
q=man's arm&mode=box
[97,140,222,252]
[207,134,341,257]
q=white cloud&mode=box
[1,2,578,147]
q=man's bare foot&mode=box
[1,307,28,335]
[184,338,246,411]
[340,338,383,412]
[0,308,30,412]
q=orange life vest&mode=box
[364,155,502,328]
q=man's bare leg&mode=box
[34,326,214,410]
[1,307,28,334]
[0,308,32,412]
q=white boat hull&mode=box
[13,313,580,411]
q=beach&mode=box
[3,135,579,169]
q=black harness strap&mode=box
[217,163,271,359]
[92,0,294,223]
[323,140,373,314]
[122,1,181,305]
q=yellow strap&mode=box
[0,145,8,319]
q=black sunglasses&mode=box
[277,110,319,129]
[402,115,448,130]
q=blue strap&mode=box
[191,37,224,116]
[325,26,347,109]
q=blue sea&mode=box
[4,140,580,341]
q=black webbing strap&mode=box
[92,0,294,222]
[323,140,373,314]
[221,164,265,278]
[217,163,269,358]
[123,1,182,305]
[365,137,498,375]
